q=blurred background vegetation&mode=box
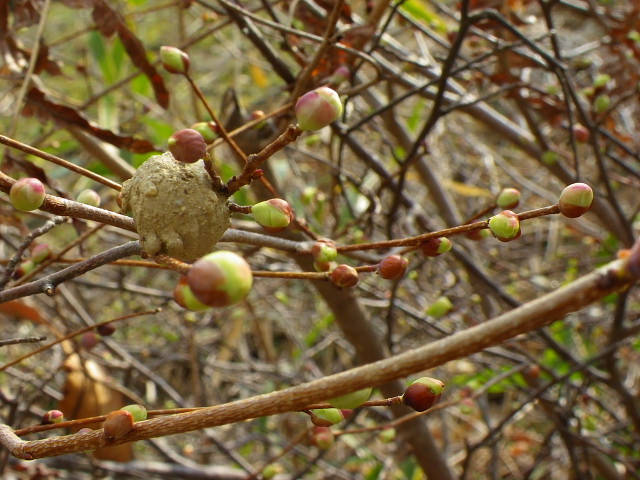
[1,0,639,478]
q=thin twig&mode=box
[0,337,47,347]
[0,241,142,303]
[1,250,638,459]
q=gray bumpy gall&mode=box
[120,152,230,262]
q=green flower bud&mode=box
[174,275,210,311]
[160,46,190,75]
[378,428,396,443]
[251,198,293,233]
[402,377,445,412]
[426,296,453,318]
[311,240,338,263]
[313,260,333,272]
[10,177,45,211]
[187,251,253,307]
[309,408,344,427]
[558,183,593,218]
[13,260,36,279]
[594,94,610,114]
[420,237,453,257]
[76,189,101,207]
[190,121,219,144]
[496,188,521,209]
[120,404,147,422]
[327,387,372,409]
[488,210,521,242]
[541,150,559,165]
[295,87,343,131]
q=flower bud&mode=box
[376,255,408,280]
[97,323,116,336]
[426,296,453,318]
[168,128,207,164]
[594,94,610,114]
[173,275,210,311]
[465,229,489,241]
[13,260,36,279]
[251,198,293,233]
[572,124,590,143]
[187,251,253,307]
[160,46,190,75]
[309,408,344,427]
[329,264,359,288]
[419,237,453,257]
[262,464,284,479]
[327,387,372,409]
[488,210,521,242]
[42,410,64,425]
[120,404,147,422]
[31,243,51,263]
[541,150,559,165]
[312,426,335,449]
[558,183,593,218]
[81,331,100,350]
[496,188,520,209]
[378,428,396,443]
[313,260,333,272]
[329,65,351,87]
[295,87,343,131]
[76,189,101,207]
[311,240,337,263]
[103,410,135,441]
[10,177,45,211]
[190,121,219,144]
[402,377,445,412]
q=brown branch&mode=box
[0,241,142,303]
[2,252,637,459]
[0,135,122,191]
[224,125,302,195]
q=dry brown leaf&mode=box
[58,354,133,462]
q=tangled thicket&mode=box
[1,0,640,479]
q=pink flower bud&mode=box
[312,426,335,449]
[558,183,593,218]
[402,377,445,412]
[173,275,210,311]
[42,410,64,425]
[10,177,45,211]
[251,198,293,233]
[488,210,521,242]
[31,243,51,263]
[295,87,343,131]
[420,237,453,257]
[187,251,253,307]
[168,129,207,164]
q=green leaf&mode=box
[399,0,448,32]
